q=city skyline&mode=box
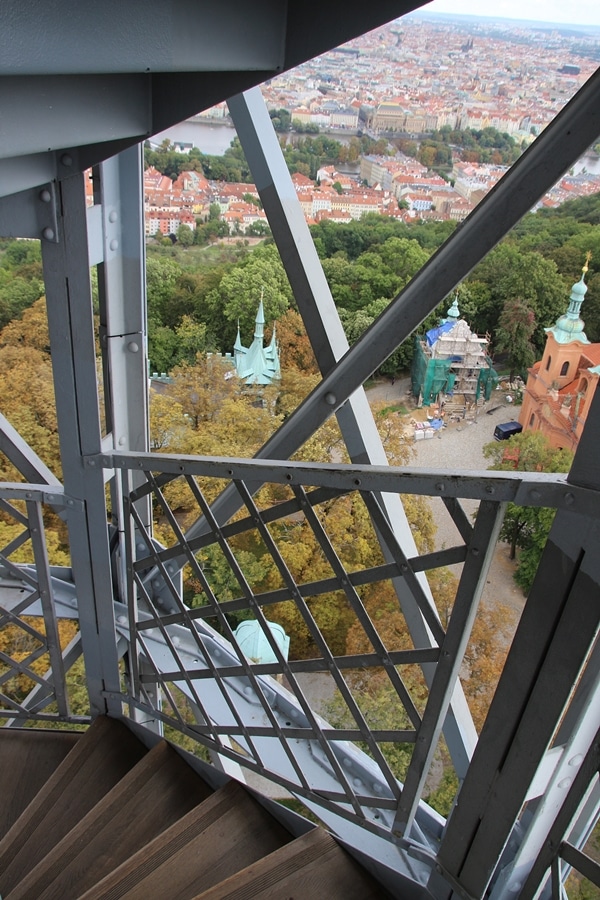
[424,0,600,28]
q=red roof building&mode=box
[519,263,600,451]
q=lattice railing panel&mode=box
[107,449,595,838]
[0,485,86,726]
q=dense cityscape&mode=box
[142,12,600,239]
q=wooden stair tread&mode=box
[0,716,147,896]
[0,728,79,841]
[7,739,213,900]
[79,780,293,900]
[190,827,389,900]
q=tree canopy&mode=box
[484,431,574,593]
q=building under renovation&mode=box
[0,2,599,898]
[411,297,497,409]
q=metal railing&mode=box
[105,450,597,841]
[0,483,88,727]
[1,451,598,891]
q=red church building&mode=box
[519,259,600,451]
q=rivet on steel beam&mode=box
[564,492,575,506]
[128,341,139,353]
[436,482,445,491]
[109,239,119,251]
[108,210,118,223]
[530,489,542,501]
[471,547,480,556]
[324,392,337,406]
[39,189,52,203]
[486,485,495,494]
[60,153,73,167]
[42,227,55,241]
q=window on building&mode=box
[545,355,552,371]
[560,361,569,377]
[580,378,589,395]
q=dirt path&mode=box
[366,377,526,622]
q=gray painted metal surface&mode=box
[0,1,426,197]
[0,2,599,897]
[39,174,122,718]
[0,1,287,75]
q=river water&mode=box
[150,118,359,159]
[572,151,600,175]
[151,119,600,183]
[151,120,239,156]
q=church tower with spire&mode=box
[519,255,600,451]
[232,292,281,386]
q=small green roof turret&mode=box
[547,253,591,345]
[233,289,281,385]
[445,293,460,323]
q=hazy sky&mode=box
[424,0,600,27]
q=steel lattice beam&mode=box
[228,86,478,780]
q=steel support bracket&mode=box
[0,180,59,241]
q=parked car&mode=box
[493,421,523,441]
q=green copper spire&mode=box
[233,291,281,385]
[547,254,590,345]
[445,293,460,323]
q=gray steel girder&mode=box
[228,87,478,780]
[435,387,600,899]
[0,1,427,196]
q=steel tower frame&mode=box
[0,3,599,897]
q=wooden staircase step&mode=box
[0,716,147,896]
[0,728,79,842]
[7,739,213,900]
[80,780,293,900]
[190,826,390,900]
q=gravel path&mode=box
[367,377,526,618]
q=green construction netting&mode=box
[412,339,498,406]
[411,338,454,406]
[476,361,499,401]
[411,337,428,399]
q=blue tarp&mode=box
[425,321,454,347]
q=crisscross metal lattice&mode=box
[108,449,594,837]
[0,485,78,723]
